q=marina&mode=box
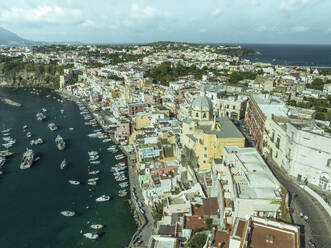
[0,87,136,248]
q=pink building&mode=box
[115,121,131,141]
[128,102,148,116]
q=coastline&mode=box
[57,89,154,247]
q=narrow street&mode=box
[266,157,331,248]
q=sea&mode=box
[241,43,331,67]
[0,88,136,248]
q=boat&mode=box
[20,148,34,169]
[0,150,14,157]
[34,156,40,162]
[83,232,99,240]
[26,132,31,138]
[69,128,74,131]
[42,108,47,112]
[60,159,67,169]
[96,195,111,202]
[90,160,100,165]
[119,191,128,197]
[48,122,58,131]
[55,135,66,150]
[91,224,104,230]
[60,211,75,217]
[102,138,112,143]
[1,128,11,133]
[68,180,80,185]
[119,182,129,188]
[36,112,46,121]
[0,157,5,167]
[60,109,64,114]
[88,151,98,156]
[89,155,99,161]
[88,177,99,182]
[88,181,97,185]
[88,170,100,175]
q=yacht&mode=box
[48,122,58,131]
[96,195,111,202]
[0,157,5,167]
[88,177,99,182]
[69,128,74,131]
[88,181,97,186]
[0,150,14,157]
[90,160,100,165]
[55,135,66,150]
[88,151,98,156]
[68,180,80,185]
[60,211,75,217]
[60,159,67,169]
[90,224,104,230]
[83,232,99,240]
[1,128,11,133]
[20,148,34,169]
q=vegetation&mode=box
[151,203,163,224]
[0,58,64,88]
[287,96,331,121]
[218,47,258,56]
[279,186,291,224]
[306,78,330,91]
[147,63,207,86]
[187,233,207,248]
[205,218,213,231]
[228,71,256,84]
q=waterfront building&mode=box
[214,146,283,226]
[128,102,148,116]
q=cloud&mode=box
[290,26,310,32]
[256,25,279,32]
[280,0,317,11]
[130,3,171,19]
[0,5,83,25]
[210,8,222,17]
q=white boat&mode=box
[1,128,11,133]
[89,155,99,161]
[69,128,74,131]
[90,160,100,165]
[88,177,99,182]
[48,122,58,131]
[83,232,99,240]
[34,156,40,162]
[88,151,98,156]
[91,224,104,230]
[88,181,97,186]
[60,109,64,114]
[22,125,28,129]
[0,150,13,157]
[60,159,67,169]
[60,210,75,217]
[68,180,80,185]
[88,170,100,175]
[55,135,66,150]
[20,148,34,169]
[96,195,111,202]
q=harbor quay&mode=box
[58,90,153,247]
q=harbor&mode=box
[0,87,136,248]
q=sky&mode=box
[0,0,330,44]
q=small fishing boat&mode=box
[60,210,75,217]
[91,224,104,230]
[68,180,80,185]
[96,195,111,202]
[83,232,99,239]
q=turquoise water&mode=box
[0,88,136,248]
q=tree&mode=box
[205,218,213,230]
[188,233,207,248]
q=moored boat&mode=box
[55,135,66,150]
[83,232,99,239]
[96,195,111,202]
[60,210,75,217]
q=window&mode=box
[275,151,278,158]
[327,159,331,167]
[226,104,230,109]
[204,154,208,158]
[276,137,280,149]
[271,131,275,142]
[204,146,208,151]
[232,105,236,110]
[203,113,207,118]
[196,112,199,118]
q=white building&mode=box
[284,121,331,190]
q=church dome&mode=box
[191,95,213,112]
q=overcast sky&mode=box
[0,0,330,44]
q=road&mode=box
[266,157,331,248]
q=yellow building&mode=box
[135,112,152,130]
[181,89,245,171]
